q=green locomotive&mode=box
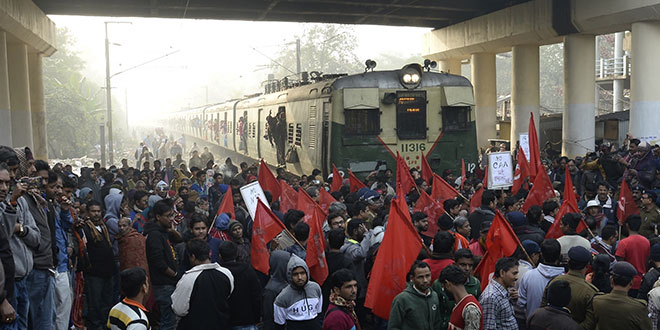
[163,62,479,178]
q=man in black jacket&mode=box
[145,200,181,330]
[0,165,17,324]
[218,241,262,328]
[468,190,497,240]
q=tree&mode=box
[269,24,362,78]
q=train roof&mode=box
[332,70,472,90]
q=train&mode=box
[160,62,479,178]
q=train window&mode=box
[288,123,294,144]
[344,109,380,135]
[295,123,302,146]
[441,106,471,131]
[396,91,427,140]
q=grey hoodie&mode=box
[340,230,374,299]
[2,197,41,278]
[517,262,565,320]
[263,250,291,330]
[103,192,122,256]
[273,255,322,330]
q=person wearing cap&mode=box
[556,213,592,261]
[228,220,251,264]
[527,280,579,330]
[583,261,652,330]
[469,221,490,257]
[639,244,660,300]
[542,246,597,325]
[639,190,660,238]
[631,184,644,209]
[583,200,608,234]
[218,241,262,329]
[616,214,650,297]
[508,211,543,246]
[518,239,564,320]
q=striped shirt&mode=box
[107,298,149,330]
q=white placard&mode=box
[240,181,270,219]
[488,151,513,189]
[519,133,530,161]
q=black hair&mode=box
[407,260,430,280]
[189,213,207,228]
[0,146,18,166]
[61,175,76,189]
[35,159,50,172]
[229,178,240,186]
[540,239,561,264]
[187,239,210,262]
[627,215,642,232]
[283,209,305,230]
[349,201,368,218]
[432,231,455,254]
[178,186,188,194]
[293,222,310,241]
[542,200,559,216]
[218,240,238,262]
[454,248,474,262]
[213,173,223,180]
[411,212,427,223]
[153,199,173,217]
[526,205,543,225]
[47,170,59,184]
[590,254,612,293]
[494,257,517,278]
[87,199,102,208]
[561,213,581,231]
[346,219,365,238]
[503,196,517,209]
[330,268,357,290]
[438,264,467,285]
[190,166,200,172]
[601,225,617,241]
[263,190,273,204]
[630,138,641,146]
[328,228,345,250]
[481,190,496,206]
[196,171,206,179]
[437,214,454,231]
[612,273,633,287]
[326,212,344,226]
[443,198,460,211]
[133,190,149,202]
[119,267,147,298]
[596,181,609,190]
[330,191,342,200]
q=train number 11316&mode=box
[399,143,426,153]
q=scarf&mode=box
[329,291,361,330]
[84,220,112,245]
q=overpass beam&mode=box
[0,32,11,146]
[471,53,497,149]
[630,21,660,143]
[511,45,540,146]
[562,34,595,158]
[7,42,32,150]
[439,59,461,75]
[29,52,46,160]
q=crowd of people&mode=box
[0,131,659,330]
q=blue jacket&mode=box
[517,262,565,320]
[54,206,73,273]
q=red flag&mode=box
[546,166,579,239]
[347,169,367,193]
[216,187,235,218]
[460,158,466,191]
[396,154,417,195]
[577,218,588,234]
[476,211,523,290]
[305,205,328,285]
[365,196,422,319]
[279,181,297,214]
[528,112,541,183]
[319,188,337,215]
[251,199,287,275]
[617,180,640,224]
[330,165,343,192]
[431,173,460,203]
[297,188,317,224]
[413,189,444,238]
[469,167,488,213]
[258,159,281,202]
[512,148,530,195]
[521,162,555,213]
[421,153,433,184]
[474,250,496,290]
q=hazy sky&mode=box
[49,16,430,122]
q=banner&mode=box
[519,133,530,161]
[487,151,513,189]
[240,181,270,219]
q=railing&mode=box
[596,56,631,79]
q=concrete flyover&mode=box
[423,0,660,158]
[0,0,55,159]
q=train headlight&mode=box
[399,63,423,89]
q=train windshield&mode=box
[396,91,427,140]
[441,106,471,131]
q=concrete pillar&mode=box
[0,32,11,146]
[28,52,46,160]
[630,21,660,143]
[613,32,624,113]
[511,45,540,146]
[470,53,497,149]
[7,43,32,149]
[562,34,596,158]
[439,58,461,75]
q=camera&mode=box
[19,177,44,190]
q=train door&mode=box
[257,108,263,158]
[322,101,331,176]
